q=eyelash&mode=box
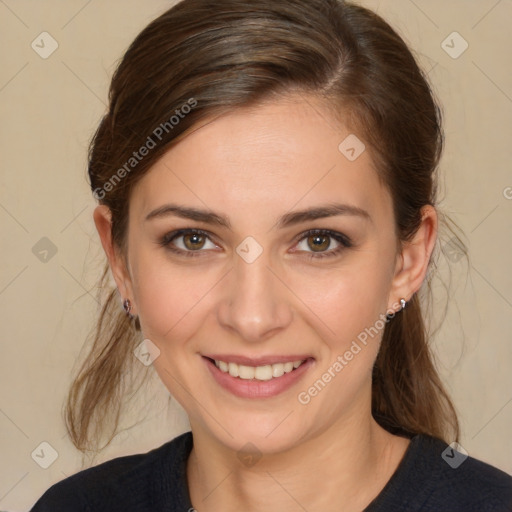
[159,228,353,260]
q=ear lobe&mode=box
[93,205,132,299]
[388,205,438,309]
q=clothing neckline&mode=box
[363,433,425,510]
[166,431,429,511]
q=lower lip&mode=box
[204,357,314,399]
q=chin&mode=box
[193,406,315,458]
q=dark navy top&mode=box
[30,431,512,511]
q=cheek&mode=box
[130,249,222,345]
[288,257,392,348]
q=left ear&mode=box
[388,205,437,312]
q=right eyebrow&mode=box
[145,204,232,229]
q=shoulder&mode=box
[29,431,193,512]
[371,434,512,512]
[421,435,511,500]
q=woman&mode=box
[30,0,512,510]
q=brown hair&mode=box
[66,0,463,455]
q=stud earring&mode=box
[400,298,407,311]
[123,298,134,319]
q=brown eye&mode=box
[160,229,218,256]
[183,233,206,250]
[307,234,331,252]
[294,229,352,259]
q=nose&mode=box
[216,249,293,343]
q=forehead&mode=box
[132,95,393,227]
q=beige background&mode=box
[0,0,511,510]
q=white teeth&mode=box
[272,363,285,378]
[254,365,273,381]
[214,359,305,380]
[228,362,239,377]
[238,365,255,380]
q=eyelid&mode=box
[161,228,217,244]
[291,228,353,248]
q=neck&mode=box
[186,407,409,512]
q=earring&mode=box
[123,298,134,319]
[400,298,407,311]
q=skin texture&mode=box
[94,94,437,511]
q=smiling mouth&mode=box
[207,358,308,381]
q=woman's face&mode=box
[119,95,405,453]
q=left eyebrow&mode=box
[276,202,372,228]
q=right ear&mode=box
[93,205,134,306]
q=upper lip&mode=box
[203,354,313,366]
